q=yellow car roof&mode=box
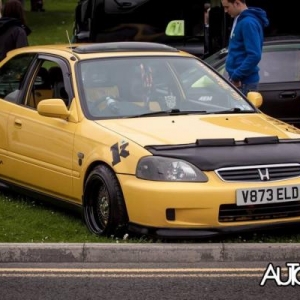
[7,42,194,60]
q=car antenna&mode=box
[66,30,74,52]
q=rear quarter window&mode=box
[259,49,300,83]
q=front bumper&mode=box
[119,174,300,232]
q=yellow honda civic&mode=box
[1,42,300,238]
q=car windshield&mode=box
[77,56,254,119]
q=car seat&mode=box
[28,67,52,108]
[36,67,51,90]
[83,66,119,102]
[48,66,69,104]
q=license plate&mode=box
[236,184,300,206]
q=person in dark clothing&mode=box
[203,2,211,55]
[0,0,31,61]
[30,0,45,12]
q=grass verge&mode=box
[0,190,112,243]
[0,190,157,243]
[2,189,300,243]
[24,0,76,45]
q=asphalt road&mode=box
[0,261,296,300]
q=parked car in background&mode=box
[205,36,300,128]
[73,0,300,59]
[72,0,209,58]
[2,42,300,239]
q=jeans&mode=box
[240,82,259,95]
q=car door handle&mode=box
[279,92,297,99]
[117,1,135,9]
[14,119,22,127]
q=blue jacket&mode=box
[225,8,269,84]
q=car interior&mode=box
[27,63,69,109]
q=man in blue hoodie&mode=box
[221,0,269,95]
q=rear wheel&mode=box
[83,164,128,237]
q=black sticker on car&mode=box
[111,142,130,166]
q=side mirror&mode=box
[247,91,263,108]
[37,99,70,119]
[165,20,185,36]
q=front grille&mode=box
[216,163,300,182]
[219,201,300,222]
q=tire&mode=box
[83,164,128,237]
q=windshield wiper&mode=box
[129,109,207,118]
[212,108,255,114]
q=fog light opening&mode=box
[166,208,175,221]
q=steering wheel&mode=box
[90,95,119,114]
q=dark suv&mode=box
[73,0,229,58]
[73,0,300,59]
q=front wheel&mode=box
[83,164,128,237]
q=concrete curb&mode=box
[0,243,300,263]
